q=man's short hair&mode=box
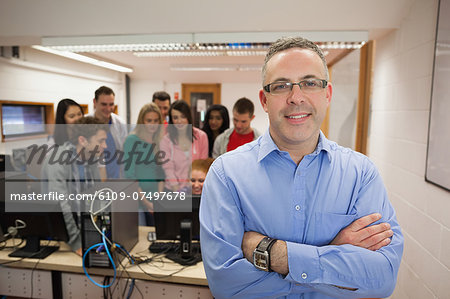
[94,86,115,101]
[152,91,171,103]
[71,116,109,144]
[262,36,329,82]
[233,97,254,116]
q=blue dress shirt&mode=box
[200,130,404,299]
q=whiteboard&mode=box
[426,0,450,191]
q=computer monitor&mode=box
[153,194,201,241]
[152,194,201,264]
[0,207,69,259]
[0,173,69,259]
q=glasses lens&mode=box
[270,82,291,94]
[300,79,325,93]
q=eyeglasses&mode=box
[263,79,328,95]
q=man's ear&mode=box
[78,135,87,146]
[93,98,97,110]
[259,89,268,113]
[325,82,332,106]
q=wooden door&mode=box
[182,83,221,128]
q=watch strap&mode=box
[256,237,276,252]
[255,237,278,271]
[266,237,277,254]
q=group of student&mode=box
[45,85,260,253]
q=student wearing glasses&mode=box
[200,37,403,298]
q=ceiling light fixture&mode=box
[47,41,364,55]
[170,64,261,71]
[134,49,268,58]
[31,45,133,72]
[134,51,224,57]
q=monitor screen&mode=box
[0,177,69,259]
[2,104,46,138]
[153,195,201,241]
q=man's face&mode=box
[82,129,108,158]
[259,48,332,149]
[93,94,115,122]
[154,99,170,119]
[232,111,254,135]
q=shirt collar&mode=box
[257,129,278,162]
[313,131,333,162]
[257,129,333,163]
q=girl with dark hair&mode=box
[202,105,230,157]
[53,99,84,145]
[160,100,208,192]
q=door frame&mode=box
[181,83,221,106]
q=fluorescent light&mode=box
[226,51,267,56]
[318,42,365,50]
[171,65,236,71]
[170,64,261,71]
[31,45,133,73]
[48,41,364,55]
[134,51,225,57]
[42,31,369,47]
[134,50,268,58]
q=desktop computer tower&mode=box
[81,181,139,268]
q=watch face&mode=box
[253,251,269,271]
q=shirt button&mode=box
[301,273,307,280]
[295,205,301,211]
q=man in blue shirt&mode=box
[87,86,128,179]
[200,37,404,298]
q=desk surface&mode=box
[0,226,208,286]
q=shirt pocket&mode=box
[309,212,357,246]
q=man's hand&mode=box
[330,213,393,251]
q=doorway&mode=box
[182,83,221,128]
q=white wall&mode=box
[0,46,126,154]
[328,49,360,149]
[129,79,165,123]
[369,0,450,297]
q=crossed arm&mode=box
[242,213,394,276]
[202,205,402,298]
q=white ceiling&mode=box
[75,46,354,82]
[87,51,266,82]
[0,0,414,81]
[0,0,413,41]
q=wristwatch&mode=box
[252,237,278,272]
